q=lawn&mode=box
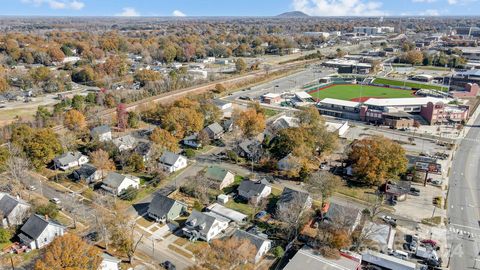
[264,108,281,118]
[308,84,415,101]
[373,78,447,91]
[225,199,255,217]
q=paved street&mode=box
[448,114,480,270]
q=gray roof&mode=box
[238,139,260,156]
[148,193,185,218]
[73,164,97,179]
[134,141,153,156]
[103,172,128,188]
[185,210,229,235]
[284,246,361,270]
[20,214,64,241]
[233,229,270,252]
[237,180,269,198]
[91,125,111,135]
[0,193,27,217]
[205,122,224,135]
[159,151,183,166]
[278,187,310,206]
[113,134,137,148]
[54,151,84,166]
[102,253,121,263]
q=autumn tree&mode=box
[23,128,62,169]
[150,127,179,152]
[117,103,128,130]
[276,192,311,241]
[191,237,256,270]
[107,212,143,263]
[235,58,248,73]
[315,224,352,257]
[0,76,8,92]
[348,136,408,186]
[34,234,102,270]
[63,109,87,131]
[90,149,115,178]
[306,171,342,204]
[234,108,266,138]
[134,69,161,86]
[161,106,204,139]
[405,50,424,65]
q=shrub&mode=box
[35,202,59,219]
[0,228,11,243]
[119,186,139,201]
[184,149,195,158]
[272,246,285,258]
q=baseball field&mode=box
[307,84,416,102]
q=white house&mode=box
[99,253,121,270]
[205,166,235,190]
[53,151,89,170]
[101,172,140,195]
[233,230,271,264]
[0,193,31,228]
[182,210,229,242]
[237,179,271,204]
[112,134,137,152]
[158,151,188,173]
[91,125,112,142]
[73,164,103,184]
[18,214,65,250]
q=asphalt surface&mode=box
[447,115,480,269]
[225,65,333,102]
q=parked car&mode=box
[430,179,443,186]
[50,197,61,205]
[382,215,397,227]
[409,187,420,196]
[255,211,268,219]
[28,185,37,191]
[161,261,176,270]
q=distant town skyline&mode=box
[3,0,479,17]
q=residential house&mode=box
[205,166,235,190]
[53,151,89,170]
[202,122,224,140]
[222,119,234,132]
[277,154,301,172]
[237,179,271,204]
[73,164,102,184]
[101,172,140,195]
[0,193,30,228]
[18,214,65,250]
[362,250,416,270]
[271,116,299,131]
[99,253,121,270]
[147,193,187,223]
[284,246,362,270]
[158,151,188,173]
[182,210,229,242]
[322,202,362,232]
[112,134,137,151]
[232,229,272,264]
[91,125,112,142]
[237,139,261,160]
[213,100,233,118]
[134,141,154,162]
[276,187,312,212]
[182,133,202,149]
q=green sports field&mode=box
[308,84,415,102]
[373,78,446,91]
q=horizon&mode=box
[3,0,480,17]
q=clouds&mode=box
[420,9,440,15]
[116,7,140,17]
[412,0,436,2]
[172,10,186,17]
[21,0,85,10]
[292,0,386,16]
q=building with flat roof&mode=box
[362,250,416,270]
[449,69,480,91]
[284,246,361,270]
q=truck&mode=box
[415,246,438,261]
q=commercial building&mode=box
[284,246,362,270]
[449,69,480,91]
[420,101,469,125]
[353,26,394,35]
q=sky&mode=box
[1,0,479,17]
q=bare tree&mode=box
[183,171,212,205]
[5,144,31,192]
[106,212,143,263]
[276,193,311,242]
[306,171,342,204]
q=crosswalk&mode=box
[449,226,480,239]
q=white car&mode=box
[50,197,61,205]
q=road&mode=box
[447,114,480,269]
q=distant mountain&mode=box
[276,11,310,18]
